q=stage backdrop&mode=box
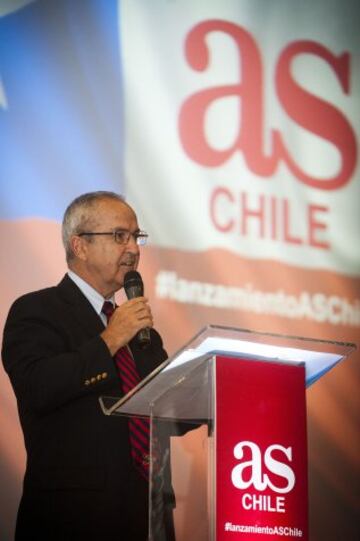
[0,1,359,540]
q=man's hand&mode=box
[100,297,153,355]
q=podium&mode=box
[99,325,355,541]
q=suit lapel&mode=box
[56,274,105,338]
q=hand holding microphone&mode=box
[100,271,152,354]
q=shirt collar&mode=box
[67,270,115,316]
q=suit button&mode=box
[85,379,90,386]
[101,372,108,379]
[97,374,102,381]
[90,377,96,384]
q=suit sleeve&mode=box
[1,294,119,414]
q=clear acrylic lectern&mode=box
[99,325,355,541]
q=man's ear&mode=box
[70,235,88,261]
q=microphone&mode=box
[124,270,151,349]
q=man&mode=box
[2,191,171,540]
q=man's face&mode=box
[75,198,141,298]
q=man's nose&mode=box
[126,234,140,253]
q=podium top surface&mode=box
[99,325,356,419]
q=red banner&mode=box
[216,356,307,540]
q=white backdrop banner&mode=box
[121,0,359,275]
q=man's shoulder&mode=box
[7,276,72,317]
[16,284,57,302]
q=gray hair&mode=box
[62,191,126,262]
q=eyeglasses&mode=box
[78,229,148,246]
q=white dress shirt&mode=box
[67,270,115,326]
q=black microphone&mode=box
[124,270,151,349]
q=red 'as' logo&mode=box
[178,20,357,190]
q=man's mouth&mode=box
[120,260,136,268]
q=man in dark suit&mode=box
[2,191,171,541]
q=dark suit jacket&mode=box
[1,275,168,541]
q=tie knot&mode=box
[102,301,115,321]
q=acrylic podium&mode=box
[99,325,355,541]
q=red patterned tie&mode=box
[102,301,150,480]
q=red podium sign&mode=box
[216,356,307,540]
